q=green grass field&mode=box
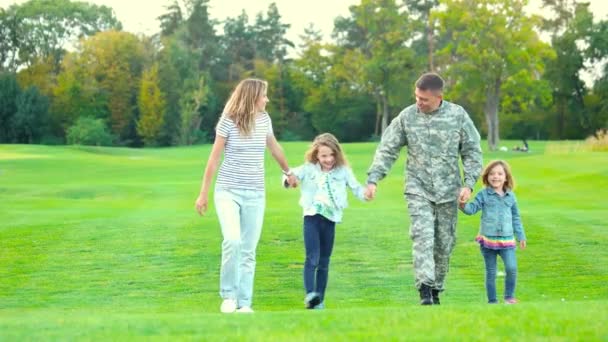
[1,141,607,340]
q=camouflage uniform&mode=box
[367,100,482,292]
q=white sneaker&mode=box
[236,306,254,313]
[220,299,237,313]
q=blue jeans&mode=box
[303,214,336,302]
[214,187,265,308]
[480,246,517,303]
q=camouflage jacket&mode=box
[367,100,483,204]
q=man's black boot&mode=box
[419,284,433,305]
[432,289,440,305]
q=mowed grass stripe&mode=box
[0,142,606,339]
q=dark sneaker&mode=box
[305,292,321,309]
[419,284,433,305]
[432,289,440,305]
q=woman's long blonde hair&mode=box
[222,78,267,136]
[304,133,348,168]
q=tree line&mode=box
[1,0,607,150]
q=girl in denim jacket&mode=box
[285,133,368,309]
[459,160,527,304]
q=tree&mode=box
[158,0,183,37]
[54,31,147,144]
[333,0,418,134]
[0,72,21,142]
[52,52,107,137]
[137,64,166,146]
[179,75,208,145]
[253,3,293,63]
[183,0,220,72]
[405,0,440,71]
[220,11,256,82]
[13,86,50,143]
[0,8,19,71]
[16,56,56,98]
[542,0,595,138]
[434,0,554,150]
[587,18,608,133]
[1,0,121,71]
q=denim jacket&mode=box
[286,163,366,223]
[461,187,526,241]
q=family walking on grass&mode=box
[194,73,527,313]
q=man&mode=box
[365,72,483,305]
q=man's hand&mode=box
[458,187,472,204]
[365,183,377,200]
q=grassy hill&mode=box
[0,141,606,340]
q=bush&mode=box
[585,129,608,152]
[67,117,114,146]
[279,129,303,142]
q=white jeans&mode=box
[214,186,265,308]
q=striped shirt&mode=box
[215,113,273,191]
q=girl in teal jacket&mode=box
[284,133,368,309]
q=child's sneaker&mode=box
[313,302,325,310]
[220,299,237,313]
[304,292,321,309]
[505,298,518,304]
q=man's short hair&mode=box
[415,73,444,92]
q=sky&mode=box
[1,0,606,82]
[1,0,606,46]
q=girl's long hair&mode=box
[481,160,515,190]
[222,78,267,136]
[304,133,348,168]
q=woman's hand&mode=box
[195,194,208,216]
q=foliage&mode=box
[2,0,608,146]
[0,72,21,142]
[434,0,554,150]
[333,0,419,134]
[0,0,121,71]
[66,116,114,146]
[541,0,595,139]
[54,30,148,145]
[13,86,50,143]
[179,75,208,145]
[137,64,165,146]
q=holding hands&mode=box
[285,173,298,188]
[364,183,376,201]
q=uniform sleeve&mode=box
[366,113,407,184]
[461,190,485,215]
[459,109,483,189]
[511,194,526,241]
[216,115,232,138]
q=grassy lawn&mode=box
[0,140,606,340]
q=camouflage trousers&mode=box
[406,194,458,291]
